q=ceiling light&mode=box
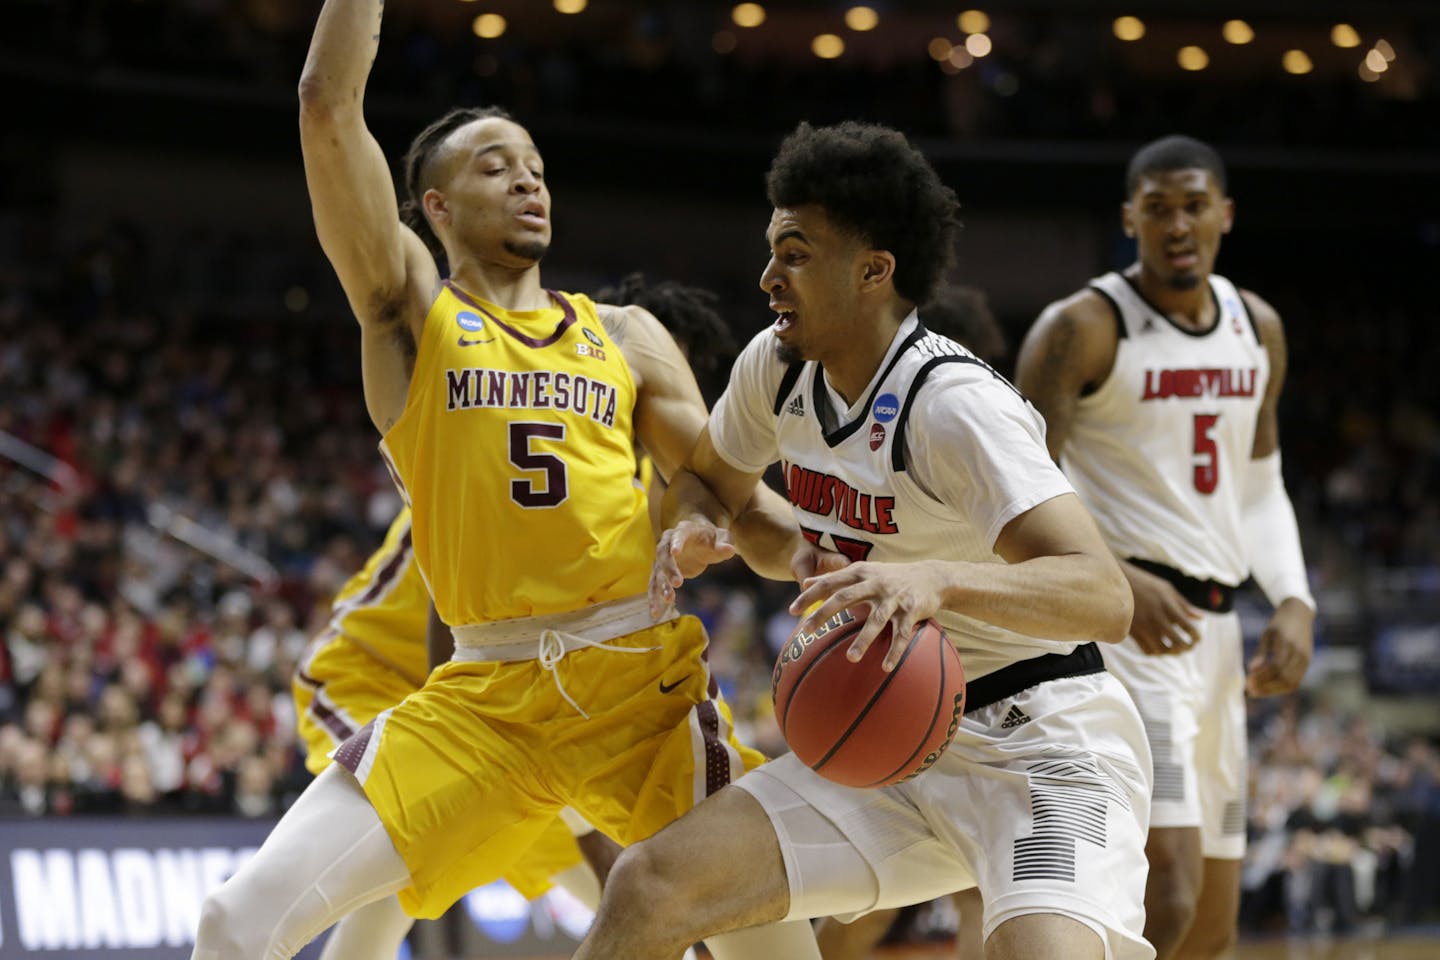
[732,3,765,29]
[845,6,878,32]
[1222,20,1254,45]
[812,33,845,59]
[927,37,953,61]
[1177,46,1209,71]
[472,13,505,38]
[965,33,992,58]
[1331,24,1361,49]
[553,0,587,13]
[1113,16,1145,42]
[1282,50,1313,75]
[958,10,990,35]
[1365,48,1389,73]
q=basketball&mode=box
[772,608,966,788]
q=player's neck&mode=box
[1129,265,1212,330]
[447,261,548,313]
[817,303,908,406]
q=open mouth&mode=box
[772,308,796,334]
[1165,248,1198,269]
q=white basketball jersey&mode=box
[712,314,1077,681]
[1062,272,1269,586]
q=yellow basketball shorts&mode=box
[332,615,766,918]
[296,631,589,902]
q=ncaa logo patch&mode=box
[871,393,899,423]
[456,311,486,333]
[869,423,886,450]
[583,328,604,347]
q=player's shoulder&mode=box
[1235,286,1284,343]
[1035,286,1121,338]
[593,300,661,346]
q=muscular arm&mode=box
[299,0,437,432]
[1014,289,1119,460]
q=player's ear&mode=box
[1121,201,1136,238]
[424,188,450,228]
[1221,197,1235,235]
[859,250,896,292]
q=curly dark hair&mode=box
[592,272,737,376]
[1125,134,1227,197]
[766,121,960,306]
[400,105,513,259]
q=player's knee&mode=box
[195,884,260,958]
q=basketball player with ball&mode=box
[573,121,1157,960]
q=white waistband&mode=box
[452,595,675,663]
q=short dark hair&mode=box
[401,106,514,259]
[766,121,960,306]
[920,286,1007,366]
[1125,135,1227,197]
[593,272,736,376]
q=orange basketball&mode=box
[772,608,966,788]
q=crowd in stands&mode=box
[0,198,1436,940]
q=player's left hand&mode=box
[790,560,947,672]
[1246,598,1315,697]
[650,519,736,618]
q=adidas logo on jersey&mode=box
[786,396,805,417]
[1000,705,1031,729]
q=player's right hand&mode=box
[1124,563,1202,655]
[649,520,736,618]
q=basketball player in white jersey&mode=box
[1015,135,1315,959]
[573,121,1156,960]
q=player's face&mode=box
[429,117,551,266]
[1123,168,1233,291]
[760,205,870,364]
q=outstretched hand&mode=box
[789,560,947,672]
[649,519,736,617]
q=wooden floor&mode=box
[867,938,1439,960]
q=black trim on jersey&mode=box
[771,362,804,417]
[890,354,1024,472]
[1235,289,1263,345]
[1087,284,1129,341]
[813,324,929,448]
[1120,273,1223,339]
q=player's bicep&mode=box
[1015,298,1114,461]
[618,308,713,484]
[992,493,1111,566]
[300,108,435,323]
[1245,291,1288,460]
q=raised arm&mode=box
[299,0,437,431]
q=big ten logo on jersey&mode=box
[574,342,606,362]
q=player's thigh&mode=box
[1105,650,1204,831]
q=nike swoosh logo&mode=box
[457,335,495,347]
[658,675,692,695]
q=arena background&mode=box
[1,1,1437,957]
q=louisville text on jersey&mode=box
[1141,366,1258,402]
[784,462,899,535]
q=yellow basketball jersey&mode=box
[327,507,430,685]
[381,283,653,627]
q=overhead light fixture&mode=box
[812,33,845,59]
[1113,16,1145,42]
[1282,50,1313,75]
[958,10,990,35]
[732,3,765,29]
[965,33,992,58]
[1365,48,1389,72]
[472,13,506,38]
[927,37,953,62]
[1375,39,1396,62]
[1222,20,1254,45]
[845,6,879,32]
[553,0,587,13]
[1177,46,1209,71]
[1331,24,1361,49]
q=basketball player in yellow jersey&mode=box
[291,507,602,960]
[190,1,821,957]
